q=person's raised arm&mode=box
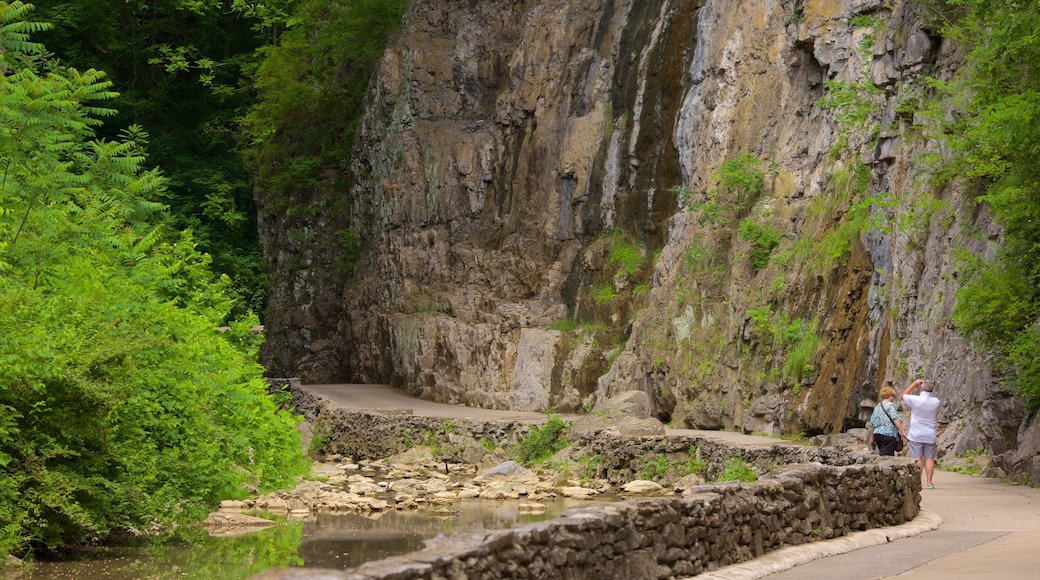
[901,378,923,399]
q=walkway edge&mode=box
[689,509,944,579]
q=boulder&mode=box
[474,460,539,484]
[559,486,598,499]
[621,480,665,494]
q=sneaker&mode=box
[926,484,935,490]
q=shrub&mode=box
[594,283,617,303]
[738,218,782,271]
[717,456,758,482]
[641,454,670,480]
[678,448,708,476]
[609,236,645,276]
[516,414,570,465]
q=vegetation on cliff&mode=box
[0,2,306,557]
[935,0,1040,413]
[241,0,406,217]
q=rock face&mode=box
[259,0,1034,467]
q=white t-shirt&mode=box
[902,391,940,444]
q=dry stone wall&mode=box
[308,464,919,580]
[261,380,922,579]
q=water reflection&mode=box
[21,497,604,579]
[21,522,303,580]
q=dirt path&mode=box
[299,383,786,447]
[298,383,554,422]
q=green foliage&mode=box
[33,0,277,318]
[677,447,707,477]
[550,318,578,331]
[939,448,986,475]
[716,153,766,204]
[478,438,496,452]
[609,235,645,277]
[850,14,885,56]
[683,153,765,225]
[243,0,407,199]
[307,421,332,456]
[799,171,889,278]
[717,456,758,483]
[737,218,781,271]
[782,320,822,382]
[936,0,1040,413]
[594,283,617,303]
[745,306,822,383]
[816,78,883,132]
[338,228,362,273]
[577,453,602,482]
[712,153,766,221]
[0,10,306,556]
[672,186,696,207]
[641,454,670,480]
[680,236,727,294]
[515,414,570,466]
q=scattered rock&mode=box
[570,392,666,437]
[348,481,384,495]
[559,486,598,499]
[474,460,539,484]
[621,480,665,494]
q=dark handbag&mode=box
[881,403,904,452]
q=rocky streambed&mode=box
[206,445,702,537]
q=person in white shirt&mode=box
[901,378,941,489]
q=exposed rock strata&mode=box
[259,0,1036,469]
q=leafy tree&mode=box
[936,0,1040,412]
[0,2,306,556]
[30,0,293,317]
[242,0,407,206]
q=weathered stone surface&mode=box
[474,461,539,485]
[260,0,1036,484]
[559,487,599,499]
[250,458,919,579]
[620,480,665,494]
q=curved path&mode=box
[298,383,1040,579]
[300,383,787,446]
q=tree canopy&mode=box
[29,0,293,318]
[0,1,306,556]
[939,0,1040,413]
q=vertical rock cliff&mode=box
[259,0,1032,469]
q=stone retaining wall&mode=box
[274,378,532,460]
[330,463,918,579]
[263,380,922,579]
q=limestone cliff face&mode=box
[261,0,1031,467]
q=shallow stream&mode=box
[22,497,601,579]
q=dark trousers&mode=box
[875,433,900,456]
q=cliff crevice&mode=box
[259,0,1035,478]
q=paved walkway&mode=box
[299,383,1040,579]
[700,469,1040,579]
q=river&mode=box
[21,497,603,579]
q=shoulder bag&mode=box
[881,402,904,452]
